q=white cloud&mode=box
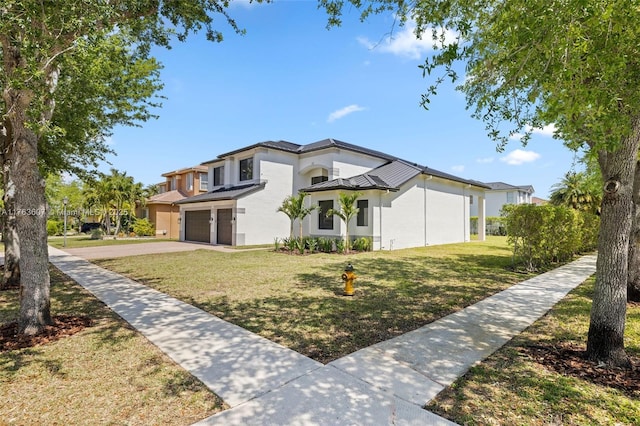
[327,104,366,123]
[510,123,558,140]
[500,149,541,166]
[476,157,494,164]
[358,21,458,60]
[451,165,465,173]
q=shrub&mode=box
[306,237,318,253]
[335,237,345,254]
[47,219,63,236]
[90,228,103,240]
[502,204,599,271]
[132,218,155,237]
[273,237,281,251]
[352,237,372,252]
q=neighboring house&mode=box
[470,181,535,217]
[142,165,208,239]
[176,138,490,250]
[532,196,548,206]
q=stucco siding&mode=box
[379,180,427,250]
[425,180,468,245]
[236,159,294,245]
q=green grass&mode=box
[48,235,173,249]
[94,236,536,363]
[426,277,640,425]
[0,267,226,424]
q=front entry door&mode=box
[217,209,233,245]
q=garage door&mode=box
[184,210,210,243]
[217,208,233,245]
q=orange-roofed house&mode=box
[143,165,209,239]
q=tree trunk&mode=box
[2,187,21,289]
[0,132,20,290]
[586,118,639,368]
[3,87,52,335]
[627,159,640,302]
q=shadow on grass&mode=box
[189,251,531,363]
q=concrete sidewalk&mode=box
[48,246,597,425]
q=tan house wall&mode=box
[148,204,180,239]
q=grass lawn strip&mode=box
[0,267,226,425]
[47,235,172,249]
[426,277,640,425]
[96,237,543,364]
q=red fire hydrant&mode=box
[341,263,356,296]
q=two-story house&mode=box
[469,181,535,217]
[176,139,490,250]
[143,165,209,239]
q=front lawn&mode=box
[95,236,534,363]
[0,267,225,424]
[427,277,640,425]
[48,235,172,249]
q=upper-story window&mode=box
[199,172,208,191]
[506,192,515,203]
[213,166,224,187]
[239,157,253,181]
[170,176,177,191]
[186,173,194,191]
[311,175,328,185]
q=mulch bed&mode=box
[520,343,640,396]
[0,315,93,352]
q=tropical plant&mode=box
[326,192,361,253]
[132,218,155,237]
[277,192,317,240]
[550,172,602,213]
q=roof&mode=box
[485,182,535,193]
[161,165,208,178]
[147,189,188,204]
[176,183,266,204]
[202,138,397,165]
[302,160,488,193]
[201,138,490,191]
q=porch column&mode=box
[478,196,486,241]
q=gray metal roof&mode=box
[302,160,486,193]
[485,182,535,193]
[202,138,397,165]
[200,138,490,190]
[176,183,265,204]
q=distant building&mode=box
[142,166,208,239]
[470,181,534,217]
[532,197,548,206]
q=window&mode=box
[213,166,224,186]
[170,177,176,191]
[311,175,328,185]
[469,195,473,205]
[186,173,194,190]
[357,200,368,226]
[239,157,253,181]
[506,192,515,203]
[318,200,334,230]
[199,173,208,191]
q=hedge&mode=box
[501,204,599,272]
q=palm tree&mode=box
[549,171,601,213]
[277,192,316,239]
[326,192,361,253]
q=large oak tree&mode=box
[0,0,253,334]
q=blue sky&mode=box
[104,1,580,198]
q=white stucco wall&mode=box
[236,157,295,245]
[425,179,469,245]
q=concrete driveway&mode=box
[56,241,239,260]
